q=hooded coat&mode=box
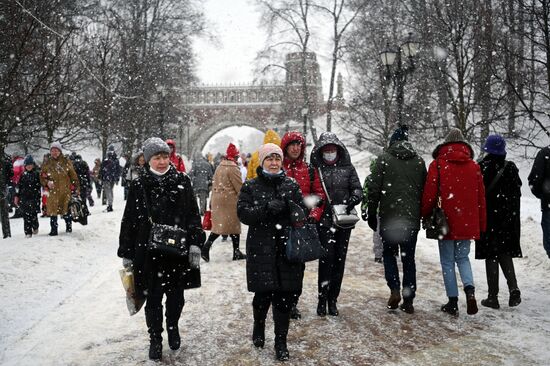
[280,131,326,222]
[210,159,243,235]
[475,154,522,259]
[40,154,80,216]
[367,141,427,231]
[528,146,550,211]
[310,132,363,228]
[190,154,214,192]
[167,139,186,173]
[421,142,487,240]
[237,168,306,292]
[118,166,205,299]
[99,153,121,183]
[17,168,41,214]
[246,130,281,180]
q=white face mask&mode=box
[323,151,337,161]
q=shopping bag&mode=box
[202,210,212,231]
[119,268,145,316]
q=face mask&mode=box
[323,151,337,162]
[262,168,283,176]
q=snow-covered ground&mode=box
[1,154,550,365]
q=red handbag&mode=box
[202,210,212,230]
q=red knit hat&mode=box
[226,143,239,159]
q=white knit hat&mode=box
[50,141,62,152]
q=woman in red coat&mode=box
[421,128,486,316]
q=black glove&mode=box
[361,209,368,222]
[267,199,286,215]
[367,214,377,231]
[346,203,356,214]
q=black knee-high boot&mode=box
[49,216,58,236]
[252,304,269,348]
[145,303,164,360]
[273,308,290,361]
[165,290,184,350]
[232,235,246,260]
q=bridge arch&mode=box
[188,110,285,158]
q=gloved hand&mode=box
[367,215,377,231]
[122,258,133,268]
[307,216,317,224]
[189,245,201,269]
[361,208,368,222]
[267,199,286,215]
[346,203,356,214]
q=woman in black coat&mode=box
[310,132,363,317]
[16,155,41,237]
[237,143,306,362]
[118,137,205,361]
[475,135,522,309]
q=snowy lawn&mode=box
[1,183,549,365]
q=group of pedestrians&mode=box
[116,126,550,362]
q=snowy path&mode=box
[1,188,550,365]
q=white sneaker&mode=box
[32,228,39,235]
[25,234,32,238]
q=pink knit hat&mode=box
[259,143,283,165]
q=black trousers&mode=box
[253,291,299,315]
[144,268,185,339]
[22,207,38,235]
[485,254,519,297]
[318,226,352,301]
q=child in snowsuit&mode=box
[16,155,41,237]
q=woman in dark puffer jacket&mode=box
[237,143,306,362]
[310,132,363,317]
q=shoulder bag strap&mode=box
[436,160,442,208]
[141,184,154,224]
[317,168,332,205]
[486,161,510,193]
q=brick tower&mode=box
[284,52,324,121]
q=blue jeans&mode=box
[542,210,550,258]
[380,228,418,299]
[438,240,474,297]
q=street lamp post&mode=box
[301,107,308,137]
[156,85,166,139]
[379,32,419,127]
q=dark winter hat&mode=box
[108,145,115,152]
[444,128,465,143]
[143,137,170,162]
[23,155,35,166]
[389,125,409,145]
[483,134,506,156]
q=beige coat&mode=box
[210,159,242,235]
[40,154,79,216]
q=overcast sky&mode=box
[193,0,336,96]
[193,0,265,85]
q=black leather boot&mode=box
[509,288,521,307]
[464,285,478,315]
[273,308,290,361]
[167,324,180,350]
[327,299,339,316]
[49,216,58,236]
[317,297,327,317]
[387,289,401,309]
[65,216,72,233]
[145,305,164,360]
[481,296,500,309]
[233,248,247,260]
[399,298,414,314]
[441,296,459,316]
[201,240,213,262]
[252,305,268,348]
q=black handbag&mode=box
[142,188,188,258]
[68,195,89,225]
[286,223,322,263]
[425,161,450,239]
